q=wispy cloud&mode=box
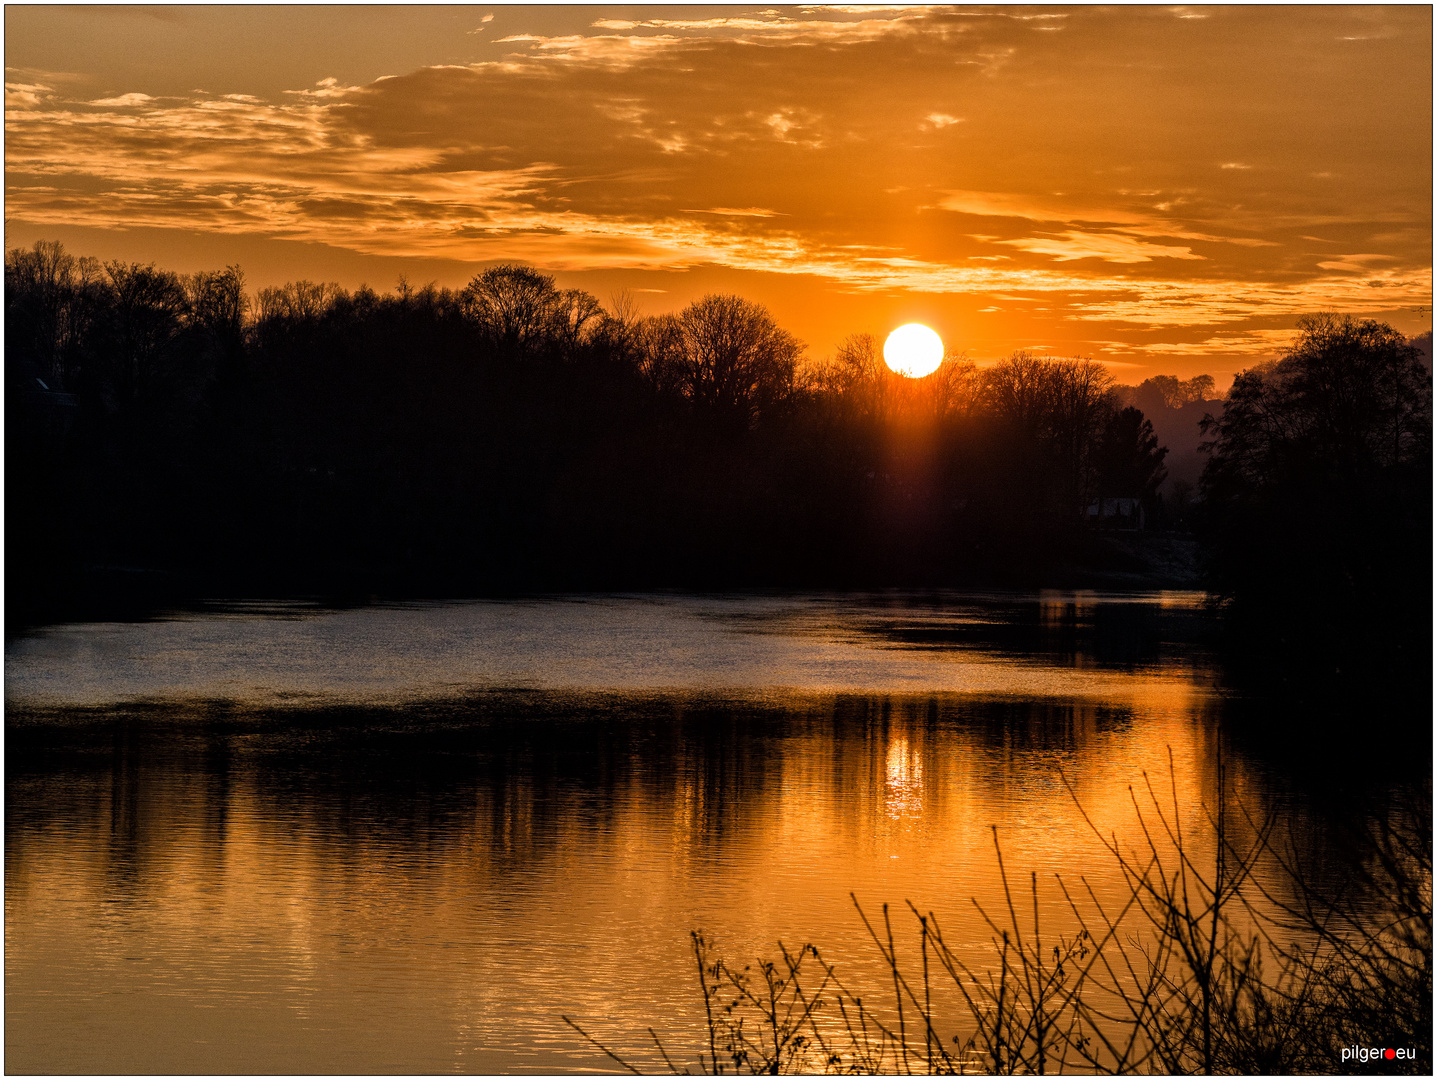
[684,207,786,218]
[996,231,1205,264]
[1316,253,1398,272]
[939,190,1283,254]
[88,92,157,107]
[1122,329,1296,357]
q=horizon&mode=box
[6,5,1431,382]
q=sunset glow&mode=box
[4,5,1431,379]
[7,10,1430,1075]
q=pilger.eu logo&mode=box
[1341,1044,1417,1065]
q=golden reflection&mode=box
[6,683,1305,1074]
[883,733,924,820]
[1037,591,1067,628]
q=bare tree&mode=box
[550,288,605,353]
[634,312,689,398]
[980,350,1059,433]
[459,264,605,359]
[834,332,884,387]
[607,287,640,331]
[670,294,804,424]
[927,353,981,420]
[981,352,1117,512]
[256,280,343,323]
[461,264,555,354]
[185,266,248,340]
[5,239,102,387]
[801,333,884,412]
[102,260,191,404]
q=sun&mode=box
[883,323,944,378]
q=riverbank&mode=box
[8,530,1203,636]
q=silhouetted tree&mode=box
[671,294,802,426]
[185,266,248,344]
[980,353,1117,516]
[1199,313,1431,704]
[633,313,688,399]
[1204,315,1430,478]
[827,333,885,393]
[93,261,191,409]
[927,354,982,421]
[459,264,602,359]
[808,335,978,425]
[8,238,1221,625]
[979,350,1059,435]
[1114,373,1223,499]
[1095,405,1168,503]
[256,279,342,323]
[5,240,106,389]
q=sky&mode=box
[5,4,1432,381]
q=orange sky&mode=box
[5,5,1431,382]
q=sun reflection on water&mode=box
[883,734,924,821]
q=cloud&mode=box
[88,93,157,107]
[1065,271,1432,327]
[684,207,785,218]
[997,232,1205,264]
[588,8,928,38]
[1315,253,1398,272]
[4,3,1428,350]
[591,18,800,32]
[5,81,54,109]
[798,5,940,14]
[938,190,1106,222]
[1124,329,1296,357]
[938,190,1288,253]
[284,77,363,100]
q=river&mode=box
[3,591,1395,1073]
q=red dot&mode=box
[1385,1049,1395,1060]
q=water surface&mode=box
[6,591,1343,1073]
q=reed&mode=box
[564,758,1430,1074]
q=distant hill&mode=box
[1148,399,1224,492]
[1113,377,1224,495]
[1409,329,1432,369]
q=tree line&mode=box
[7,240,1174,612]
[8,239,1430,708]
[1198,313,1431,705]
